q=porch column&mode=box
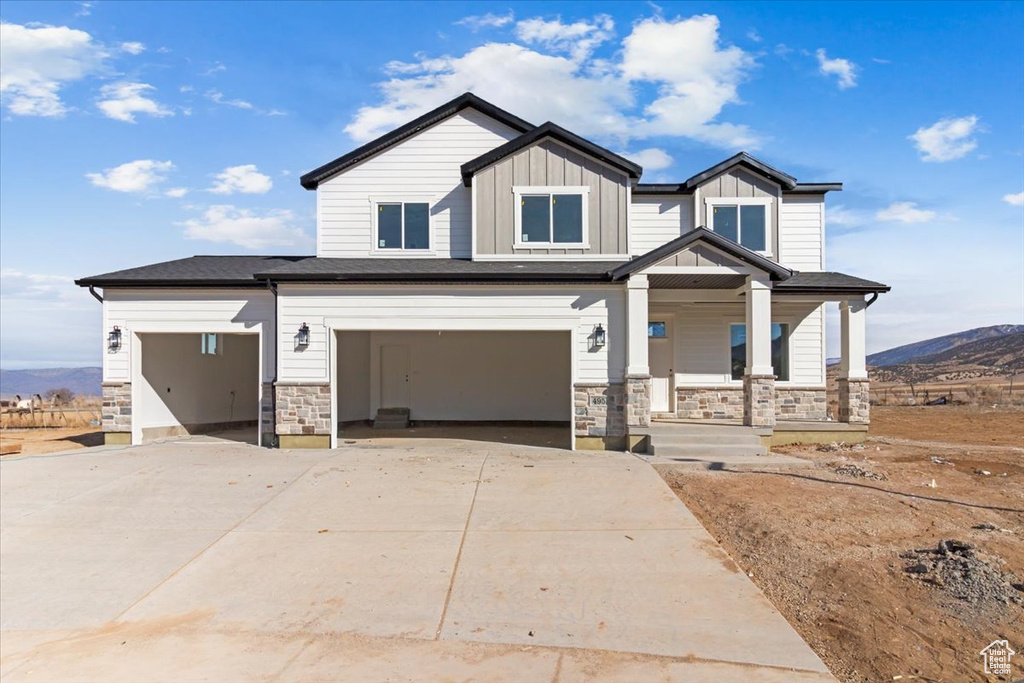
[838,298,870,424]
[625,275,651,428]
[743,275,775,427]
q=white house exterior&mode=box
[78,93,889,450]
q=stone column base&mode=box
[838,377,871,424]
[275,383,332,447]
[102,382,132,439]
[573,383,625,437]
[625,375,652,429]
[743,374,776,427]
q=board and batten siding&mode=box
[629,196,693,255]
[779,195,825,271]
[696,168,781,261]
[276,285,625,385]
[317,109,520,259]
[474,140,629,256]
[655,300,824,386]
[102,289,276,383]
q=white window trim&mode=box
[512,185,590,249]
[705,197,772,257]
[369,196,436,254]
[726,321,792,384]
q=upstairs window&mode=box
[514,186,588,247]
[708,200,769,253]
[375,201,430,250]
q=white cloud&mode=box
[165,187,189,198]
[120,41,146,55]
[75,2,93,17]
[180,205,310,249]
[456,12,514,31]
[827,205,868,227]
[179,84,194,93]
[86,159,174,193]
[0,22,110,117]
[746,29,761,42]
[514,14,614,62]
[0,269,75,300]
[875,201,936,224]
[349,13,758,150]
[96,81,173,122]
[815,48,857,89]
[872,57,891,65]
[1003,191,1024,206]
[205,89,253,109]
[908,115,979,162]
[202,61,227,76]
[208,164,272,195]
[622,147,673,170]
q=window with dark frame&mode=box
[729,323,789,381]
[648,321,668,338]
[377,201,430,250]
[711,204,767,252]
[200,333,219,356]
[520,193,584,244]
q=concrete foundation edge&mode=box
[278,434,332,449]
[575,435,646,452]
[769,429,868,447]
[104,432,131,445]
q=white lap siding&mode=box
[276,285,625,385]
[102,289,276,383]
[629,196,692,255]
[317,109,520,259]
[666,300,824,386]
[779,195,825,271]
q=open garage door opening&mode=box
[335,330,572,449]
[136,333,261,445]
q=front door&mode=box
[380,345,410,408]
[648,319,673,413]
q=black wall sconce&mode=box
[108,326,122,352]
[297,322,311,348]
[592,323,606,349]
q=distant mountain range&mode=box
[866,324,1024,367]
[827,325,1024,385]
[0,367,102,398]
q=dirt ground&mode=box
[661,405,1024,683]
[0,428,103,456]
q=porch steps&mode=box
[646,424,766,458]
[373,407,410,429]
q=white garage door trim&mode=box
[129,325,265,447]
[327,318,578,450]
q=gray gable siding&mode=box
[654,244,734,268]
[697,168,781,261]
[475,139,629,256]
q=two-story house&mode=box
[77,93,889,450]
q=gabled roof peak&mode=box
[300,92,534,190]
[683,151,798,191]
[460,120,643,186]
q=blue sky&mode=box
[1,1,1022,368]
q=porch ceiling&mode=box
[648,273,747,289]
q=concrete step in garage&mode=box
[373,407,410,429]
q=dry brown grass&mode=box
[0,397,101,430]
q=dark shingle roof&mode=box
[299,93,534,190]
[460,121,643,186]
[774,271,890,294]
[75,255,314,287]
[253,258,623,282]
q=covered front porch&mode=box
[615,228,888,442]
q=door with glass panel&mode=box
[648,319,673,413]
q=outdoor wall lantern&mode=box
[297,322,311,348]
[107,326,122,352]
[592,324,606,349]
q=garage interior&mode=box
[137,332,260,444]
[335,330,572,448]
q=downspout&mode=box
[264,277,279,448]
[88,286,103,303]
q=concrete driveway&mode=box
[0,437,833,682]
